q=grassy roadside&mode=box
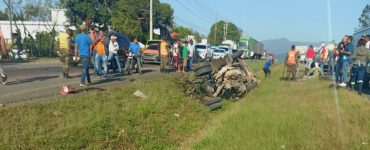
[0,60,265,149]
[192,65,370,149]
[0,75,211,149]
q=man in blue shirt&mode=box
[263,57,273,78]
[338,35,354,87]
[74,24,93,87]
[126,37,142,74]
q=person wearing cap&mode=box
[95,31,108,80]
[263,56,273,78]
[285,45,299,80]
[108,35,122,74]
[74,24,94,87]
[319,43,329,72]
[57,29,73,78]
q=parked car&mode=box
[142,40,161,64]
[195,44,213,61]
[218,46,232,55]
[212,49,226,59]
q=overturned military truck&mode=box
[181,51,260,110]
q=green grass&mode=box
[0,59,272,149]
[0,76,211,149]
[192,64,370,150]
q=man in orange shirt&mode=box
[285,45,299,80]
[319,43,329,72]
[160,38,169,72]
[95,31,108,80]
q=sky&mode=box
[160,0,369,42]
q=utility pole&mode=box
[223,23,226,42]
[149,0,153,40]
[8,0,13,42]
[213,12,217,44]
[225,21,229,41]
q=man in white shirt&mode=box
[187,40,194,71]
[108,36,122,74]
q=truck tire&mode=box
[195,66,212,77]
[203,97,222,106]
[194,62,211,72]
[208,102,222,111]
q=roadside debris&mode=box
[59,86,76,95]
[181,51,260,110]
[133,90,147,98]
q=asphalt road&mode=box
[0,61,163,104]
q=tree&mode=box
[207,21,242,45]
[111,0,174,42]
[61,0,117,29]
[0,10,8,20]
[173,26,202,43]
[358,4,370,30]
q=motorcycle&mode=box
[126,52,141,74]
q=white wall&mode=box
[0,9,69,42]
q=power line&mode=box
[174,16,208,34]
[173,0,213,24]
[188,0,216,19]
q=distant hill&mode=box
[262,38,327,62]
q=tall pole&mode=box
[8,0,13,42]
[213,12,217,44]
[149,0,153,40]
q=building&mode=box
[0,9,69,42]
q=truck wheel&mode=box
[194,62,211,72]
[195,66,212,77]
[208,102,222,111]
[203,97,222,106]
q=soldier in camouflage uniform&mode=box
[57,29,73,78]
[285,45,299,80]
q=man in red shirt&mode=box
[305,45,315,75]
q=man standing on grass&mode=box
[338,36,354,87]
[57,29,73,78]
[263,57,273,78]
[285,45,299,81]
[160,38,168,72]
[74,24,94,87]
[320,43,329,72]
[305,45,315,75]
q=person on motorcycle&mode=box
[125,37,142,74]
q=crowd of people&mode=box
[58,24,144,87]
[165,39,195,73]
[278,34,370,95]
